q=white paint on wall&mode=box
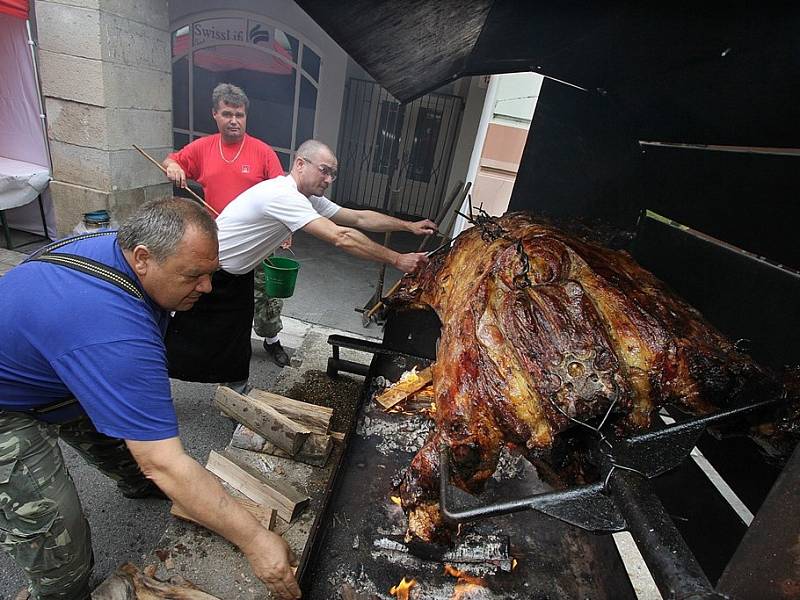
[493,71,543,127]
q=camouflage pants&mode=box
[254,262,284,339]
[0,411,153,599]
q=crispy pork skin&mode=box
[393,213,778,542]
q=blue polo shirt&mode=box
[0,232,178,441]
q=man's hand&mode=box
[280,234,293,250]
[243,530,301,599]
[394,252,429,273]
[165,161,187,188]
[407,219,437,236]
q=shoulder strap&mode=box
[26,231,144,300]
[31,253,144,300]
[28,230,117,259]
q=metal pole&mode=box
[607,469,725,600]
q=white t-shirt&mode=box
[217,174,340,274]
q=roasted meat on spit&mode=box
[390,213,781,542]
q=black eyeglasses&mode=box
[301,157,338,181]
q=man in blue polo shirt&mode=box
[0,198,301,600]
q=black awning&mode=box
[295,1,800,146]
[295,0,493,102]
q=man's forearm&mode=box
[333,227,402,267]
[144,452,262,552]
[350,210,412,233]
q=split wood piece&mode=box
[411,384,435,402]
[170,498,276,531]
[375,366,433,410]
[246,388,333,435]
[91,562,220,599]
[330,431,346,441]
[214,386,310,455]
[231,424,333,467]
[205,450,309,522]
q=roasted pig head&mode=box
[391,213,780,543]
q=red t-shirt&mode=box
[168,133,284,216]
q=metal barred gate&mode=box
[333,78,464,219]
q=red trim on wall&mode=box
[0,0,28,19]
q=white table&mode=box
[0,156,51,249]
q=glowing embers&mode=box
[445,564,489,599]
[389,576,417,599]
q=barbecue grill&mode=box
[304,244,795,598]
[292,3,800,598]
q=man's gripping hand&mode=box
[243,530,301,599]
[394,252,429,274]
[407,219,437,236]
[165,162,187,188]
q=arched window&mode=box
[171,12,321,172]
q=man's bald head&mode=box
[295,139,334,163]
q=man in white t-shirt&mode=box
[166,139,436,390]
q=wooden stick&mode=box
[205,451,309,522]
[417,181,471,252]
[132,144,219,216]
[215,386,310,455]
[92,563,221,599]
[365,278,402,319]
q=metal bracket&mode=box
[326,334,428,378]
[438,396,782,531]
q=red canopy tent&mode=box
[0,0,28,19]
[0,0,56,243]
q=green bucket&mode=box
[262,256,300,298]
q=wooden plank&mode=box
[92,563,221,599]
[214,386,310,455]
[205,450,309,522]
[247,388,333,435]
[231,425,333,467]
[375,366,433,409]
[170,498,276,531]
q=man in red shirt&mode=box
[163,83,283,215]
[163,83,291,371]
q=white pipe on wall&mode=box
[451,74,499,236]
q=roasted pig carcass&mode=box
[391,213,781,542]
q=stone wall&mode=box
[34,0,172,234]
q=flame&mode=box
[399,366,420,383]
[444,564,488,588]
[389,577,416,599]
[444,564,463,577]
[451,581,485,600]
[512,558,518,571]
[390,495,402,506]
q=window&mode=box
[371,101,404,175]
[170,13,320,161]
[408,108,442,183]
